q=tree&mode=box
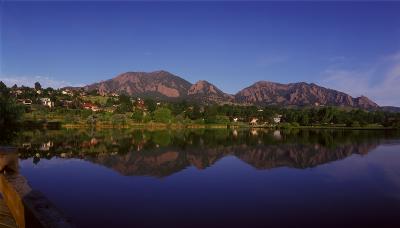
[153,107,173,123]
[351,121,361,127]
[131,109,144,122]
[34,82,42,91]
[187,104,202,120]
[393,120,400,129]
[0,82,24,129]
[0,81,9,98]
[214,115,230,124]
[105,98,118,107]
[116,94,133,113]
[299,112,310,126]
[145,99,157,112]
[88,90,98,96]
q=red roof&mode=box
[83,102,98,108]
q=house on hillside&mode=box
[136,98,146,110]
[273,115,282,124]
[250,118,258,126]
[62,89,73,96]
[12,90,23,97]
[40,98,54,108]
[83,102,100,112]
[39,141,53,151]
[104,107,116,113]
[17,99,32,105]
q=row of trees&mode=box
[0,82,24,127]
[0,82,25,143]
[115,99,400,127]
[280,107,400,127]
[2,81,400,127]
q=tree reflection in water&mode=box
[11,128,400,177]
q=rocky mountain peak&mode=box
[83,70,380,108]
[354,95,379,109]
[85,71,192,98]
[188,80,220,95]
[235,81,379,109]
[187,80,234,104]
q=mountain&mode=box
[235,81,378,109]
[83,70,380,108]
[84,71,192,99]
[187,80,234,103]
[380,106,400,113]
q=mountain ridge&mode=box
[234,80,378,109]
[82,70,379,109]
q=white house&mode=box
[83,102,100,112]
[62,90,73,96]
[273,115,282,123]
[40,141,53,151]
[18,99,32,105]
[250,118,258,125]
[40,98,54,108]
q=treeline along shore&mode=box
[1,81,400,131]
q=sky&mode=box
[1,1,400,106]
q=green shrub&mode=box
[153,108,173,123]
[351,121,361,128]
[131,109,144,123]
[279,123,293,129]
[291,122,300,127]
[205,115,230,124]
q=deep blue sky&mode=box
[1,1,400,105]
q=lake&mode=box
[7,128,400,227]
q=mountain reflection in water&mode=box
[12,129,400,177]
[9,128,400,228]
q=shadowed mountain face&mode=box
[83,70,379,108]
[15,128,400,177]
[235,81,378,109]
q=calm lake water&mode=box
[7,128,400,227]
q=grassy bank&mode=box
[20,108,399,130]
[20,119,397,131]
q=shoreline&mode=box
[17,120,398,131]
[61,123,397,130]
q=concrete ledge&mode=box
[1,147,75,228]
